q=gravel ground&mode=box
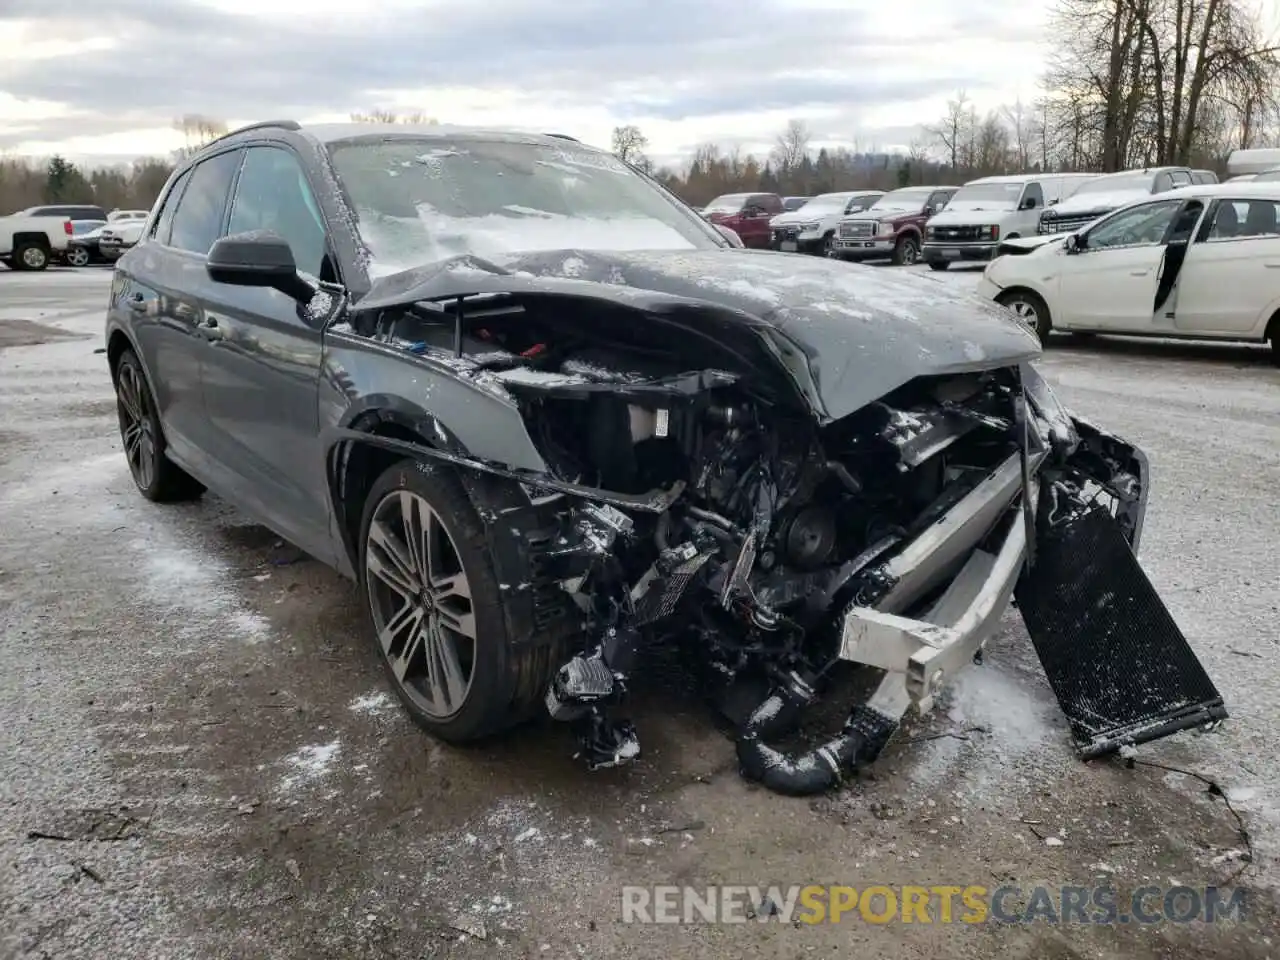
[0,264,1277,959]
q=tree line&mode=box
[6,0,1278,217]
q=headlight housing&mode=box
[876,221,894,236]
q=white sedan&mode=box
[975,182,1280,361]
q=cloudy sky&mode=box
[1,0,1052,167]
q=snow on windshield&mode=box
[871,189,932,211]
[703,194,752,214]
[947,183,1022,208]
[1076,172,1152,194]
[798,193,852,212]
[329,138,713,277]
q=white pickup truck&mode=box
[0,212,73,271]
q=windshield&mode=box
[870,188,933,211]
[1076,172,1153,195]
[1253,169,1280,182]
[797,193,853,213]
[947,182,1022,209]
[329,137,721,276]
[703,194,752,214]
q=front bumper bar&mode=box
[838,452,1038,707]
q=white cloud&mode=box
[0,0,1054,164]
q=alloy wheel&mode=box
[67,247,90,267]
[116,363,157,491]
[900,240,918,264]
[1007,298,1039,327]
[20,246,48,269]
[365,491,477,719]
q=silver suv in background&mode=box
[1036,166,1194,235]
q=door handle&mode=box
[1130,270,1150,276]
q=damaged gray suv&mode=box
[105,121,1225,795]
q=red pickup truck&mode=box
[830,186,957,266]
[701,192,783,248]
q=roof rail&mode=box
[200,119,301,151]
[545,133,580,142]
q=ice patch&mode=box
[139,542,274,645]
[349,691,397,716]
[279,740,342,793]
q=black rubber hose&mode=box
[736,700,901,797]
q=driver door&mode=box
[1055,199,1184,331]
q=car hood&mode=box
[770,209,837,226]
[1044,189,1150,215]
[844,208,916,222]
[353,248,1041,423]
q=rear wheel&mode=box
[113,348,205,501]
[13,242,49,271]
[358,460,564,742]
[997,289,1052,341]
[892,235,919,266]
[928,260,950,271]
[66,246,91,267]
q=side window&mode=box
[1209,199,1279,239]
[168,150,242,255]
[150,169,192,244]
[845,196,871,213]
[928,190,953,212]
[1169,170,1191,187]
[227,146,329,279]
[1021,182,1044,209]
[1153,172,1173,193]
[1084,199,1183,250]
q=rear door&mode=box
[112,163,209,472]
[1167,197,1280,335]
[196,143,338,560]
[1055,198,1184,330]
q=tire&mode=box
[820,232,835,257]
[928,261,950,271]
[997,289,1052,341]
[892,235,919,266]
[358,459,562,743]
[1270,330,1280,367]
[66,246,91,267]
[13,242,49,271]
[113,348,206,502]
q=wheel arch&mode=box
[1263,307,1280,342]
[11,231,52,252]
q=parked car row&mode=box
[0,203,149,270]
[697,165,1233,269]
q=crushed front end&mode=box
[513,358,1225,791]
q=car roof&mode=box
[299,122,608,152]
[1160,181,1280,201]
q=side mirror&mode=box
[206,231,314,303]
[714,224,744,248]
[1063,233,1080,254]
[1020,197,1038,210]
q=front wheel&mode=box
[66,246,91,267]
[997,289,1052,341]
[113,348,205,501]
[358,460,564,742]
[892,235,919,266]
[928,260,950,271]
[820,232,835,257]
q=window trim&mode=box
[162,146,245,257]
[149,167,194,244]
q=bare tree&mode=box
[350,110,439,124]
[610,125,649,166]
[924,91,971,171]
[172,114,227,160]
[1001,99,1032,169]
[771,119,811,171]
